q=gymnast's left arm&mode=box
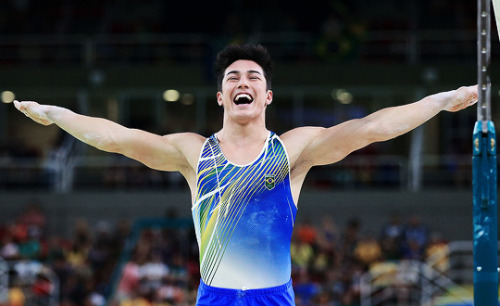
[282,85,478,171]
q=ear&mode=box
[217,91,223,106]
[265,90,273,106]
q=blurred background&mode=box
[0,0,499,305]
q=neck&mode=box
[218,118,269,145]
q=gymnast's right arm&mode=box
[13,100,204,174]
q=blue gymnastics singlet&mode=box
[192,131,297,290]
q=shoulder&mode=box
[143,132,206,172]
[162,132,206,157]
[279,127,325,164]
[163,132,206,145]
[160,132,207,184]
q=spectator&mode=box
[116,255,141,302]
[293,268,321,305]
[1,230,20,259]
[401,214,429,260]
[72,218,92,253]
[380,212,404,260]
[17,200,46,235]
[425,231,449,273]
[380,212,403,241]
[8,280,26,306]
[315,215,339,253]
[18,225,41,260]
[88,221,112,272]
[295,219,318,245]
[137,251,169,294]
[353,232,382,269]
[66,242,88,270]
[290,233,314,271]
[340,218,361,265]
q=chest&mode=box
[218,141,267,165]
[197,135,289,189]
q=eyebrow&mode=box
[225,70,263,77]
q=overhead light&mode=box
[1,91,15,103]
[331,89,353,104]
[163,89,180,102]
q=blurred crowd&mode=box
[290,214,448,305]
[0,200,451,305]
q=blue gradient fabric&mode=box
[192,132,297,289]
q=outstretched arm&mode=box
[13,101,204,176]
[283,85,478,172]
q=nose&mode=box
[237,76,250,88]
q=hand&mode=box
[13,100,53,126]
[444,85,478,112]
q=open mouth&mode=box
[234,94,254,105]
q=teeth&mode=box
[236,94,252,101]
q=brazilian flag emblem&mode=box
[265,174,275,190]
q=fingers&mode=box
[469,85,479,102]
[457,92,477,111]
[13,100,27,111]
[13,100,39,119]
[13,100,30,117]
[444,85,479,112]
[459,85,478,106]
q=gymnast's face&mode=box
[217,60,273,121]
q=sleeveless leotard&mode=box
[192,131,297,289]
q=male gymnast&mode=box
[14,44,478,305]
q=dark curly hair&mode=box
[214,44,273,92]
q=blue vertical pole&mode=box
[473,0,499,303]
[472,121,498,305]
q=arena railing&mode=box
[0,154,476,192]
[359,259,474,306]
